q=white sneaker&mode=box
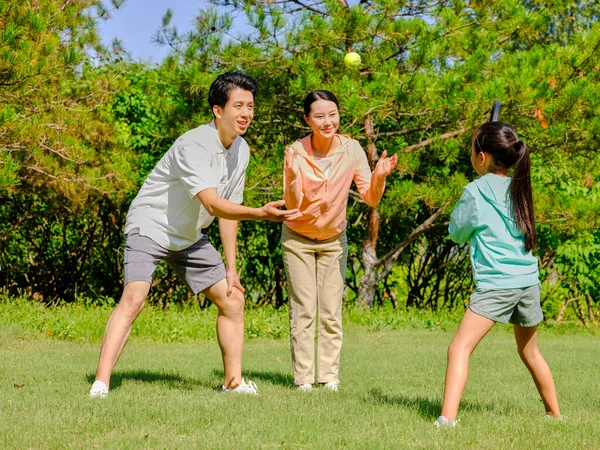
[89,380,109,399]
[221,378,258,395]
[434,416,457,428]
[323,380,339,392]
[297,384,312,392]
[544,414,567,421]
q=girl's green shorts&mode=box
[468,283,543,327]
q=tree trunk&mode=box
[357,115,381,308]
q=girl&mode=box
[282,90,397,392]
[436,122,561,427]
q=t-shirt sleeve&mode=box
[228,143,250,205]
[229,171,246,205]
[448,188,478,244]
[172,143,218,198]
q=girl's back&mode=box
[450,172,538,290]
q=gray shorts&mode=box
[123,228,226,295]
[468,283,543,327]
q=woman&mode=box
[282,90,397,392]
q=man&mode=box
[89,72,297,398]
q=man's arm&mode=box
[219,218,244,296]
[197,188,300,222]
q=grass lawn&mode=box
[1,301,599,449]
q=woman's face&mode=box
[305,99,339,139]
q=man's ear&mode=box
[213,105,223,119]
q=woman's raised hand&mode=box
[284,147,301,177]
[373,150,398,178]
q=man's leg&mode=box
[203,280,245,389]
[94,281,151,388]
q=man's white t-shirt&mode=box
[125,121,249,251]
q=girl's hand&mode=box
[373,150,398,178]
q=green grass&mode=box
[1,299,599,449]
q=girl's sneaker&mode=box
[297,384,312,392]
[544,414,567,421]
[434,416,458,428]
[89,380,109,399]
[221,378,258,395]
[323,380,339,392]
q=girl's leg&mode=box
[440,309,495,420]
[513,325,560,416]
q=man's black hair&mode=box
[208,72,258,108]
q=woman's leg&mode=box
[315,235,348,384]
[440,308,495,420]
[513,325,560,416]
[282,230,318,386]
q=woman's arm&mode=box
[354,145,398,207]
[283,146,304,210]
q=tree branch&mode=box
[401,129,466,153]
[376,207,448,279]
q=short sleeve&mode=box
[449,188,479,244]
[228,171,246,204]
[172,144,219,198]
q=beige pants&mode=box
[281,225,348,385]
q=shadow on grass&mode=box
[85,370,219,392]
[365,389,498,420]
[212,369,294,388]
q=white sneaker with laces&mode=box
[221,378,258,395]
[89,380,109,399]
[323,380,339,392]
[434,416,457,428]
[297,384,312,392]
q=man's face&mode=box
[213,88,255,136]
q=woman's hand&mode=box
[284,147,302,178]
[373,150,398,178]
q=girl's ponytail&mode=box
[509,140,536,251]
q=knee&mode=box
[447,339,468,360]
[119,289,146,317]
[518,346,541,365]
[219,289,245,319]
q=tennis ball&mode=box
[344,52,361,69]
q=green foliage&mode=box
[0,0,136,197]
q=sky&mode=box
[96,0,204,63]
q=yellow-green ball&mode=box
[344,52,361,69]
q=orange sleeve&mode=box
[283,145,304,209]
[352,141,385,207]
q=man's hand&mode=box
[261,200,302,222]
[373,150,398,178]
[226,269,245,297]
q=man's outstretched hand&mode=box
[261,200,302,222]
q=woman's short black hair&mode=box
[208,72,257,108]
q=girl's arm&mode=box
[353,144,398,207]
[448,189,478,244]
[283,146,304,209]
